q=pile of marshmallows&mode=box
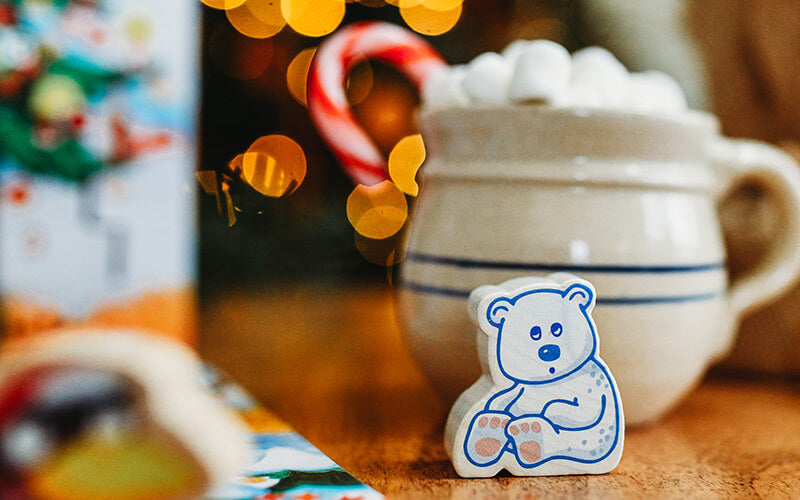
[423,40,688,113]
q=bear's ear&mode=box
[468,285,503,322]
[564,282,595,309]
[483,296,513,330]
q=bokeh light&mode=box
[345,60,374,106]
[221,182,237,226]
[124,15,153,46]
[201,0,247,9]
[226,0,286,39]
[354,227,407,266]
[280,0,346,37]
[206,0,462,39]
[351,70,419,155]
[418,0,462,10]
[388,134,424,196]
[237,135,307,197]
[399,0,462,36]
[346,181,408,239]
[29,74,86,122]
[208,23,273,80]
[196,170,220,196]
[286,47,316,106]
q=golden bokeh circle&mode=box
[246,0,286,25]
[201,0,247,10]
[400,1,461,36]
[347,181,408,239]
[354,229,407,266]
[235,135,307,197]
[286,47,316,106]
[345,60,374,106]
[419,0,462,11]
[281,0,346,37]
[226,1,286,39]
[388,134,425,196]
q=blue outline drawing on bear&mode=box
[446,275,624,477]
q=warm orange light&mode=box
[286,47,316,106]
[208,25,273,80]
[196,171,219,195]
[237,135,307,197]
[201,0,247,10]
[400,1,461,36]
[354,230,407,266]
[388,134,425,196]
[226,0,285,39]
[221,182,237,226]
[246,0,287,25]
[281,0,346,37]
[345,60,373,106]
[419,0,462,11]
[346,181,408,239]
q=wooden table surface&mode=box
[201,284,800,499]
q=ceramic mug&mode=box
[397,106,800,425]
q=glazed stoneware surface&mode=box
[398,106,800,424]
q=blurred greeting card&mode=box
[0,0,199,344]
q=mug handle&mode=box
[710,138,800,319]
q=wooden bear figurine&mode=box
[446,274,624,477]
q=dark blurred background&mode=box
[198,0,587,295]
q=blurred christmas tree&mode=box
[0,0,143,182]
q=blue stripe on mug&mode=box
[400,280,725,305]
[406,252,725,274]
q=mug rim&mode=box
[416,104,722,190]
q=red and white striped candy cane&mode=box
[308,21,447,186]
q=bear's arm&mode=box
[540,362,612,430]
[541,392,607,431]
[484,383,523,412]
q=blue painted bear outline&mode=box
[462,279,622,470]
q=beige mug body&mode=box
[398,107,800,424]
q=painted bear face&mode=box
[481,282,596,384]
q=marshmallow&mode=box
[570,46,629,108]
[509,40,571,104]
[422,65,470,109]
[462,52,513,106]
[627,71,688,112]
[560,82,605,109]
[421,40,689,115]
[501,39,532,65]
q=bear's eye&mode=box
[551,322,563,337]
[530,326,542,340]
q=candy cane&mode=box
[308,21,447,186]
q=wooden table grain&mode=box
[200,284,800,499]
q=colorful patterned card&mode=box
[204,369,385,500]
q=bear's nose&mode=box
[538,344,561,362]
